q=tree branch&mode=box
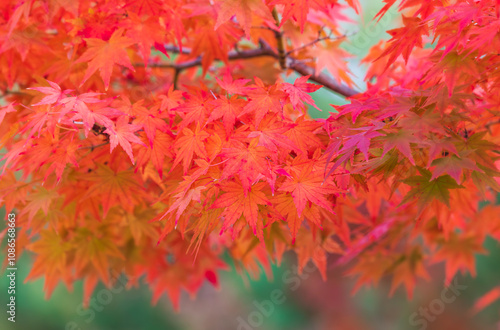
[138,40,360,98]
[272,8,286,69]
[260,39,359,97]
[288,59,359,97]
[137,44,277,71]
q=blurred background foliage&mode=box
[2,1,500,329]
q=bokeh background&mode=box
[2,1,500,329]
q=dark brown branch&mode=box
[288,59,359,97]
[164,45,191,55]
[137,44,278,71]
[140,41,360,98]
[257,38,359,98]
[272,8,286,69]
[173,68,180,90]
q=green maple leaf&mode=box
[400,167,464,212]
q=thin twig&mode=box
[286,36,332,56]
[286,31,358,56]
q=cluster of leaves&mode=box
[0,0,499,314]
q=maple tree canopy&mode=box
[0,0,499,313]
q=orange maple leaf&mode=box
[278,162,336,217]
[212,180,271,240]
[76,28,135,90]
[104,116,146,165]
[172,123,210,174]
[239,77,286,128]
[214,0,273,38]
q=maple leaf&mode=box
[345,250,395,293]
[376,15,428,69]
[271,0,326,32]
[159,86,184,113]
[220,140,276,189]
[171,123,210,174]
[382,129,421,165]
[220,139,273,190]
[345,0,361,13]
[431,233,486,286]
[28,133,80,183]
[25,229,73,300]
[135,131,173,178]
[76,28,135,90]
[126,208,160,245]
[175,96,210,131]
[456,131,499,168]
[123,13,168,65]
[342,126,384,161]
[429,153,481,184]
[133,106,169,147]
[124,0,165,16]
[376,95,414,121]
[84,164,145,217]
[471,164,500,198]
[166,186,207,223]
[73,227,125,285]
[187,210,224,259]
[5,0,33,38]
[0,103,16,126]
[28,80,73,106]
[423,51,480,96]
[280,75,322,112]
[294,229,342,281]
[426,138,459,166]
[214,0,273,38]
[283,115,324,153]
[335,98,379,123]
[208,95,245,137]
[189,18,241,74]
[278,162,336,217]
[20,187,58,227]
[388,247,430,299]
[313,40,353,85]
[272,193,323,243]
[470,286,500,316]
[401,167,464,213]
[238,78,286,128]
[216,72,253,95]
[18,107,51,139]
[247,114,298,153]
[399,109,446,136]
[104,116,146,164]
[59,92,114,136]
[211,180,271,240]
